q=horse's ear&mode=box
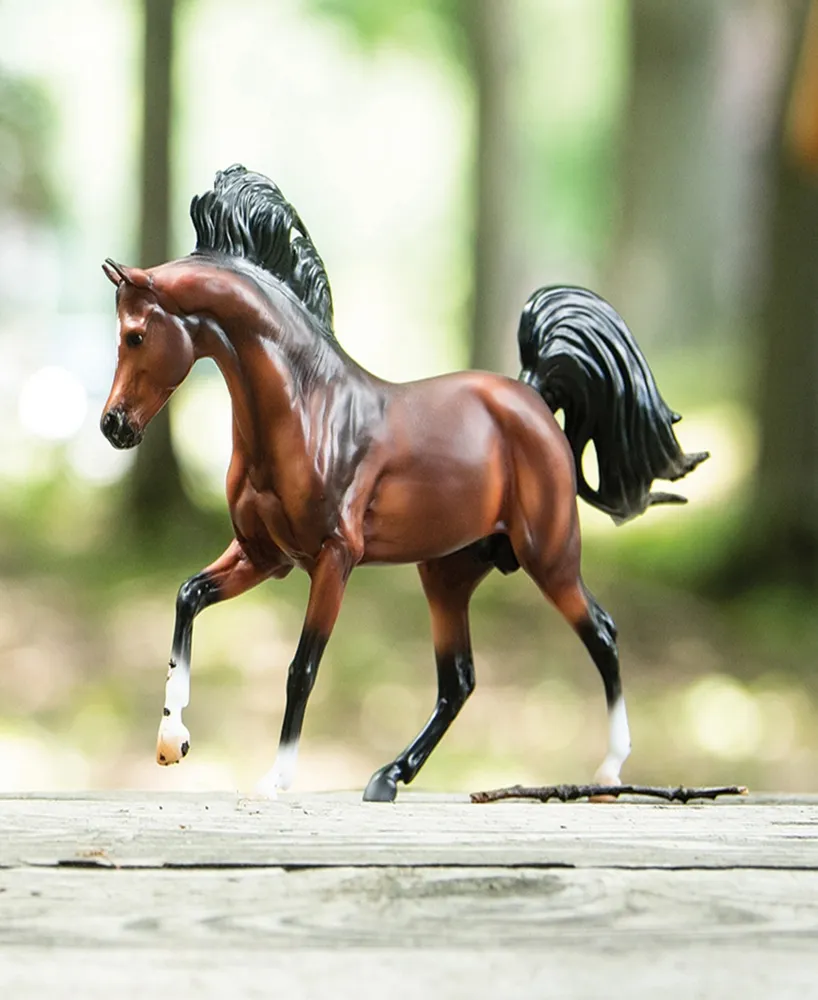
[102,259,154,290]
[102,259,127,286]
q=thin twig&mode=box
[470,783,749,805]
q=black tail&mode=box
[517,286,709,524]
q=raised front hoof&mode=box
[156,715,191,766]
[363,767,400,803]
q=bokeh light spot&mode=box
[683,674,762,760]
[18,366,87,441]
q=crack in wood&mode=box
[10,859,818,874]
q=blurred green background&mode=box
[1,0,817,795]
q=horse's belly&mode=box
[361,450,505,565]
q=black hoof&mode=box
[363,766,399,803]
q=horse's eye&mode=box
[125,332,144,348]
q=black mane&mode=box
[190,165,334,333]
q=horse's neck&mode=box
[204,318,306,475]
[154,259,379,482]
[211,323,389,502]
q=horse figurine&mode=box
[101,165,707,801]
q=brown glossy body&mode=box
[228,366,577,573]
[359,374,576,567]
[105,259,581,580]
[101,256,619,800]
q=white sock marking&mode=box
[256,742,300,797]
[593,696,631,785]
[164,656,190,713]
[157,656,192,764]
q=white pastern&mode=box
[157,657,192,765]
[156,712,191,765]
[164,657,190,713]
[255,742,300,798]
[593,696,631,786]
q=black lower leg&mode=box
[170,571,222,668]
[576,591,621,709]
[363,647,475,802]
[278,627,328,749]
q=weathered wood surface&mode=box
[1,792,817,999]
[1,791,816,869]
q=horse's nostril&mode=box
[101,410,117,438]
[101,408,139,448]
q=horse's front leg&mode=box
[157,539,287,765]
[257,539,353,796]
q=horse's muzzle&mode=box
[100,407,142,449]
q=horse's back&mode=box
[401,370,573,480]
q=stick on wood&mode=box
[470,784,749,805]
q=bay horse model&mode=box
[101,165,707,801]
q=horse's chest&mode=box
[229,475,328,566]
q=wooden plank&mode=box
[2,944,815,1000]
[0,792,816,870]
[1,794,816,999]
[0,866,816,999]
[2,865,817,949]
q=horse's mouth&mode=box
[100,407,143,449]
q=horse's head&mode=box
[100,259,196,449]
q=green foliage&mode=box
[308,0,469,67]
[0,70,59,220]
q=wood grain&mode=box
[2,865,817,949]
[1,793,816,999]
[1,792,816,870]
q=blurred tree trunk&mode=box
[462,0,521,375]
[608,0,721,348]
[745,0,818,589]
[128,0,193,536]
[306,0,524,373]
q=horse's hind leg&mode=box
[363,547,492,802]
[574,589,631,785]
[513,517,631,786]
